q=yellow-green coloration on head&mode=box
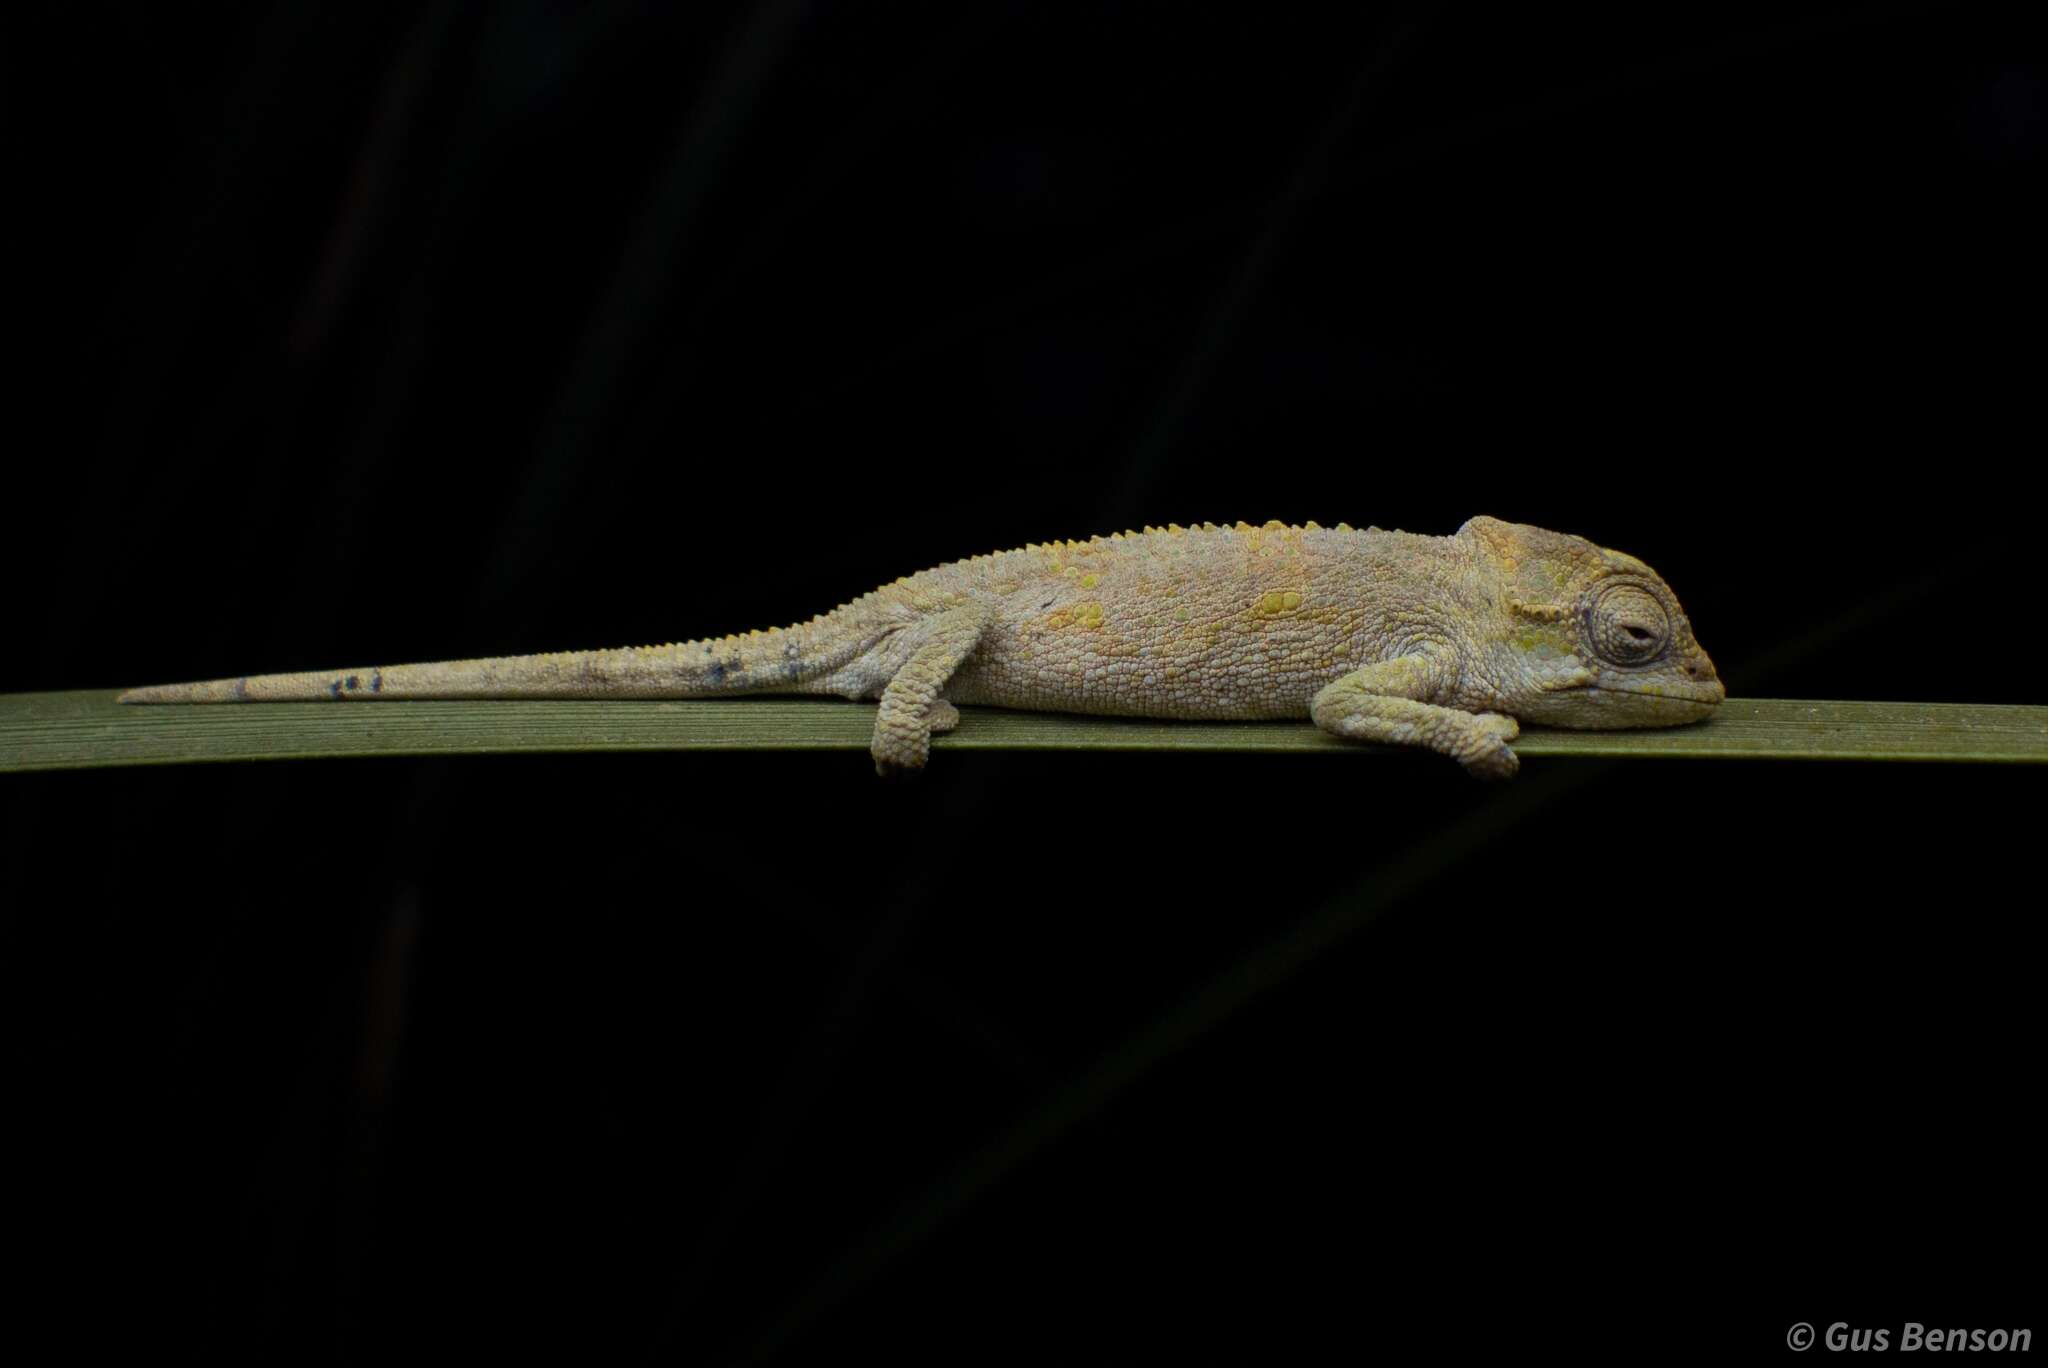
[1453,516,1722,735]
[118,515,1720,779]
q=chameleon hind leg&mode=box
[872,604,991,776]
[1310,655,1521,780]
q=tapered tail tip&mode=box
[118,680,239,703]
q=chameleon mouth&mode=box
[1599,681,1725,711]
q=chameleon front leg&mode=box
[1310,654,1522,780]
[871,604,991,776]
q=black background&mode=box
[9,4,2043,1360]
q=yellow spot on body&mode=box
[1281,591,1302,610]
[1079,573,1099,588]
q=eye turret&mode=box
[1584,580,1670,667]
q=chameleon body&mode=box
[118,517,1722,779]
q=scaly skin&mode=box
[118,517,1724,778]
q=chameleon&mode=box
[118,516,1722,779]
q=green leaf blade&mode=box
[2,691,2044,774]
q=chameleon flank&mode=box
[118,517,1723,779]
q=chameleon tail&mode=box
[117,621,877,704]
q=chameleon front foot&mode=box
[1452,713,1521,781]
[1310,658,1523,779]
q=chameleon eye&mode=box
[1585,582,1670,666]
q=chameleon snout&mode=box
[1677,647,1724,705]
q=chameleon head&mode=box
[1458,516,1724,730]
